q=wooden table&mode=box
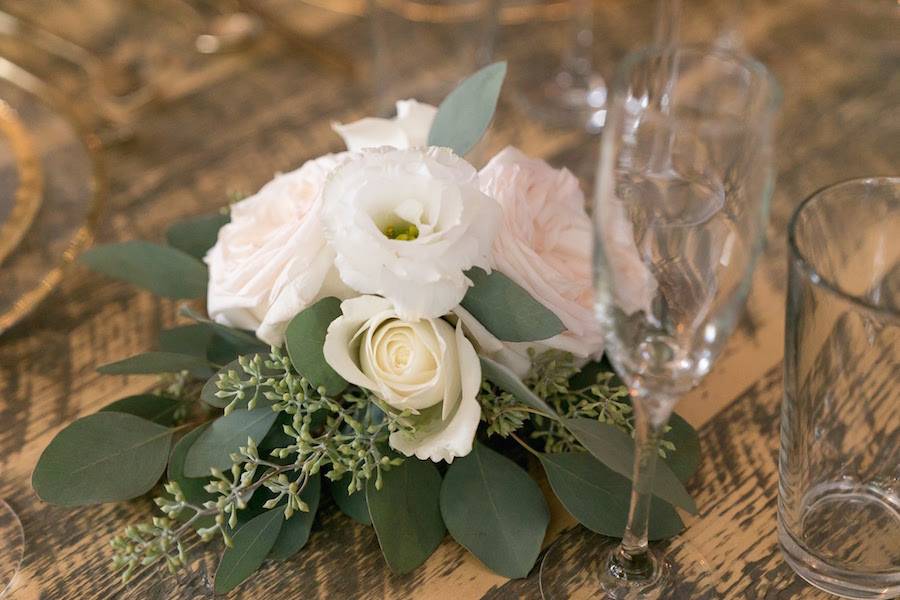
[0,0,897,598]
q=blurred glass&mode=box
[506,0,606,133]
[0,498,23,598]
[370,0,498,113]
[779,177,900,599]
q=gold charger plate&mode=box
[0,58,105,335]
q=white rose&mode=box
[476,146,604,371]
[323,296,481,463]
[205,154,353,346]
[321,146,500,321]
[332,99,437,151]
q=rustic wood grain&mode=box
[0,0,897,598]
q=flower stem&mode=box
[509,432,542,458]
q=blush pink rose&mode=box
[205,153,352,346]
[476,146,603,368]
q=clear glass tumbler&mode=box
[779,177,900,599]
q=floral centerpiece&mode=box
[32,63,699,593]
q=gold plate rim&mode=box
[0,58,107,335]
[0,96,44,266]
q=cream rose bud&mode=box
[205,153,352,346]
[478,146,604,364]
[321,146,500,321]
[332,99,437,151]
[323,296,482,463]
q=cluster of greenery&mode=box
[30,62,700,594]
[32,220,701,594]
[34,314,698,593]
[101,343,666,589]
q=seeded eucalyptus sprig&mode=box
[476,350,677,457]
[109,348,407,582]
[527,350,637,454]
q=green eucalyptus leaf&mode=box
[179,306,267,355]
[206,333,249,365]
[97,351,214,379]
[32,413,173,506]
[440,443,548,578]
[184,407,279,477]
[366,459,445,574]
[214,508,284,594]
[461,268,565,342]
[539,452,684,541]
[79,241,207,298]
[330,476,371,525]
[268,474,321,560]
[167,424,217,509]
[158,324,214,358]
[562,417,696,514]
[100,394,183,427]
[284,297,347,396]
[663,413,701,483]
[480,356,556,418]
[165,212,229,260]
[428,61,507,156]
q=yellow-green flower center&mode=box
[383,221,419,241]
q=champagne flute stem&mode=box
[608,401,671,580]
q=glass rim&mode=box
[788,176,900,319]
[610,43,783,125]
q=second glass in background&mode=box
[779,177,900,599]
[370,0,498,115]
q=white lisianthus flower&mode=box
[321,146,500,321]
[474,146,605,373]
[332,99,437,151]
[205,154,353,346]
[323,296,481,463]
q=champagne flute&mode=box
[590,44,778,596]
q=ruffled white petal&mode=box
[332,99,437,151]
[394,99,437,147]
[322,146,500,320]
[332,118,408,152]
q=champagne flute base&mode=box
[539,528,716,599]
